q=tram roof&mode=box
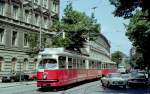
[39,48,88,58]
[103,61,116,64]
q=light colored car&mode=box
[101,73,126,88]
[118,66,126,73]
[121,73,131,82]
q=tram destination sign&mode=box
[41,54,52,58]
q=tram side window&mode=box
[89,61,94,69]
[110,64,112,68]
[82,60,85,69]
[94,61,97,69]
[92,61,95,69]
[68,58,72,69]
[72,58,76,69]
[108,64,110,68]
[104,64,106,69]
[79,60,82,69]
[97,62,101,69]
[59,56,66,69]
[102,64,104,69]
[77,59,80,69]
[79,59,85,69]
[89,61,92,69]
[106,64,109,69]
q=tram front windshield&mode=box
[39,59,57,69]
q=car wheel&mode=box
[107,82,110,87]
[11,79,15,82]
[101,80,104,86]
[123,85,126,88]
[2,80,5,82]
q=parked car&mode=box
[101,73,127,88]
[2,72,29,82]
[127,73,149,87]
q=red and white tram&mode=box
[37,48,116,87]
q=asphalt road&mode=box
[0,81,150,94]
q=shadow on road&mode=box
[99,85,150,94]
[37,79,99,92]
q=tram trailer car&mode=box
[37,48,116,87]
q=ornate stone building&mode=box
[0,0,59,76]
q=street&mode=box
[0,81,150,94]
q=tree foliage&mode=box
[109,0,150,68]
[109,0,150,19]
[130,51,144,69]
[27,32,51,57]
[51,3,100,52]
[111,51,124,67]
[126,11,150,67]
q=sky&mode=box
[60,0,132,56]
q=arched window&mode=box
[34,58,37,62]
[23,58,28,71]
[34,58,38,70]
[12,57,17,62]
[11,57,17,72]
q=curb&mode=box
[0,81,36,88]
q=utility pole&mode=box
[91,6,98,14]
[39,22,42,50]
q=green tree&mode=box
[127,11,150,68]
[130,51,145,69]
[109,0,150,19]
[109,0,150,68]
[51,3,100,53]
[27,32,52,57]
[111,51,124,67]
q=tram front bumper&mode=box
[37,80,59,87]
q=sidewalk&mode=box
[0,81,36,88]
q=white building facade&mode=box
[85,33,114,68]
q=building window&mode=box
[11,57,17,72]
[0,28,4,44]
[44,17,48,28]
[23,58,28,71]
[12,31,18,46]
[24,33,29,47]
[13,6,18,20]
[34,14,39,26]
[43,0,48,8]
[24,10,29,23]
[0,2,4,15]
[34,0,38,4]
[53,2,57,12]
